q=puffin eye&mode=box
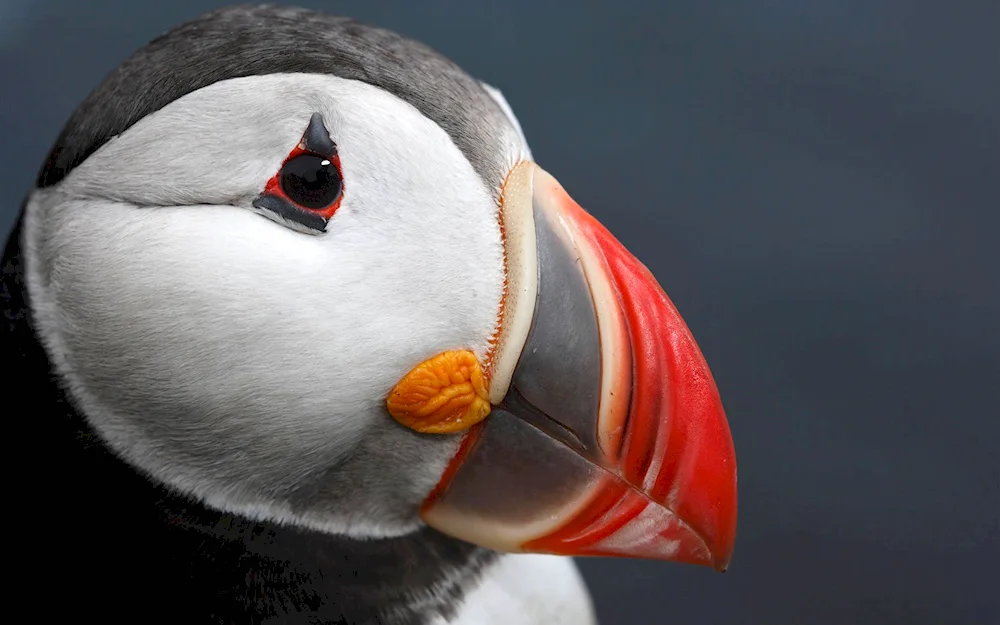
[280,154,343,210]
[252,112,344,234]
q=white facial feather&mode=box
[24,73,518,537]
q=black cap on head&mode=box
[37,4,513,191]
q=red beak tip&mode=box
[712,548,733,572]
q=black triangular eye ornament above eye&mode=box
[252,112,344,234]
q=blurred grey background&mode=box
[2,1,997,623]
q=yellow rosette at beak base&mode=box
[386,350,492,434]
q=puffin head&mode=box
[21,5,736,571]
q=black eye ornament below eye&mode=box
[252,112,345,234]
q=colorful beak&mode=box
[420,163,737,571]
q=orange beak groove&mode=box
[420,164,737,572]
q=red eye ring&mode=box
[263,147,344,219]
[252,112,344,233]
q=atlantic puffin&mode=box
[2,5,737,624]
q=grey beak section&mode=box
[498,198,603,461]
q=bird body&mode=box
[4,6,736,624]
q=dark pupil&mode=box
[280,154,342,210]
